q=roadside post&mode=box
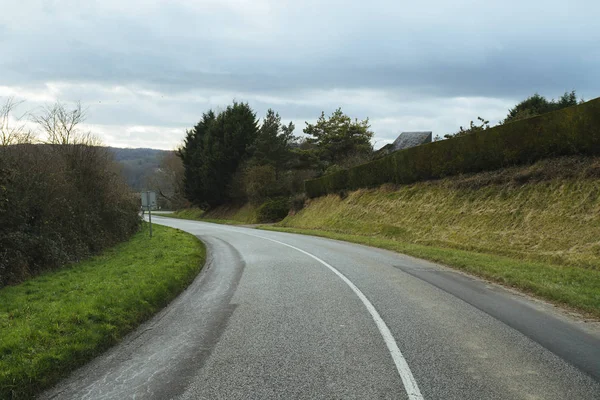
[141,191,157,237]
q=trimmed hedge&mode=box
[305,97,600,198]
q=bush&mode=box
[244,164,279,204]
[0,144,140,286]
[256,197,290,223]
[290,193,307,212]
[306,97,600,197]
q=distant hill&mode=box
[107,147,173,191]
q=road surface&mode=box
[41,217,600,399]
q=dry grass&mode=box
[270,157,600,316]
[281,156,600,270]
[261,225,600,318]
[202,203,259,223]
[168,204,260,225]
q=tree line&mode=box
[0,89,582,285]
[177,102,373,211]
[178,91,583,213]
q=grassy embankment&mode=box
[165,203,260,225]
[0,224,205,399]
[267,157,600,318]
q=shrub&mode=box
[244,164,280,204]
[256,197,290,223]
[305,97,600,197]
[0,144,140,286]
[290,193,307,212]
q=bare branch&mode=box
[32,101,93,145]
[0,97,34,146]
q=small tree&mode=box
[503,91,580,124]
[303,108,373,170]
[33,101,92,145]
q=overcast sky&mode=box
[1,0,599,149]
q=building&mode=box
[376,131,432,157]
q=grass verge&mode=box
[0,223,206,399]
[259,226,600,319]
[161,208,247,225]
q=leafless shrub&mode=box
[32,101,90,145]
[146,151,189,209]
[0,97,34,146]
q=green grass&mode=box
[260,226,600,318]
[0,223,206,399]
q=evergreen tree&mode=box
[303,108,373,169]
[504,91,579,124]
[178,110,215,206]
[249,109,296,177]
[178,102,258,208]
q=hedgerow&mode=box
[0,144,140,286]
[305,97,600,197]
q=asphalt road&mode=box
[41,217,600,399]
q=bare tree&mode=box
[32,101,94,145]
[146,151,188,209]
[0,97,33,146]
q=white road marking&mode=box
[240,231,425,400]
[152,217,424,399]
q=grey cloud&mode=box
[2,0,599,148]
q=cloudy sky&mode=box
[1,0,599,149]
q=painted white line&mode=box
[152,217,424,398]
[240,231,424,400]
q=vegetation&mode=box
[443,91,582,139]
[177,102,373,219]
[270,156,600,316]
[503,90,580,124]
[304,108,373,171]
[444,116,490,139]
[145,150,188,210]
[256,197,291,223]
[178,103,259,208]
[164,208,207,222]
[164,201,283,225]
[0,224,206,399]
[164,207,249,225]
[0,100,140,287]
[248,109,296,178]
[305,97,600,197]
[110,147,170,191]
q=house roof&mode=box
[390,131,432,151]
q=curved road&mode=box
[42,217,600,399]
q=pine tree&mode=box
[249,109,296,177]
[303,108,373,168]
[178,102,258,208]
